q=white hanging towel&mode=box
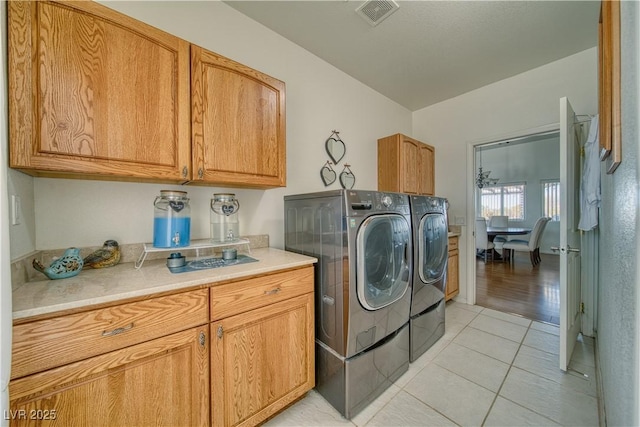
[578,115,601,231]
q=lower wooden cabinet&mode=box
[211,282,315,427]
[446,235,460,301]
[9,267,315,427]
[9,326,209,427]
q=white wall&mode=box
[478,135,560,253]
[597,1,639,425]
[413,47,597,303]
[7,0,411,257]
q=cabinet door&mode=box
[191,45,286,188]
[211,293,314,427]
[419,144,435,196]
[9,327,209,427]
[400,137,421,194]
[446,248,460,301]
[8,1,191,181]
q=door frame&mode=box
[465,123,559,306]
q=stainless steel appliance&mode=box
[284,190,412,419]
[409,195,448,362]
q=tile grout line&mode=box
[392,310,482,427]
[478,319,576,427]
[479,319,532,426]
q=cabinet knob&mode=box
[198,168,204,179]
[199,331,206,347]
[182,166,188,178]
[217,325,223,339]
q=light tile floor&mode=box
[265,301,599,427]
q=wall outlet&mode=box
[11,195,21,225]
[454,216,466,225]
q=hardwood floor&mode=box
[476,252,560,324]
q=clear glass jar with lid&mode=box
[153,190,191,248]
[210,193,240,243]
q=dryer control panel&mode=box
[345,190,410,215]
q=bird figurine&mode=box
[83,240,121,269]
[33,247,84,280]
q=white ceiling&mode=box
[225,0,601,111]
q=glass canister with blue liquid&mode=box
[153,190,191,248]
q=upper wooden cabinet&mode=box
[8,1,192,182]
[378,133,435,195]
[191,46,286,188]
[8,1,287,188]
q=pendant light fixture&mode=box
[476,147,499,189]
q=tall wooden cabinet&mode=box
[191,46,286,188]
[378,133,435,195]
[8,0,286,188]
[446,235,460,301]
[8,0,192,182]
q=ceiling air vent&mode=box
[355,0,399,27]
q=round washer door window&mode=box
[356,214,411,310]
[419,213,448,284]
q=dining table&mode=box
[486,227,532,242]
[484,227,532,260]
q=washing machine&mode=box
[284,189,412,419]
[409,195,449,362]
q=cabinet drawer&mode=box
[448,236,459,251]
[210,267,314,321]
[11,289,209,379]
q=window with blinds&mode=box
[479,184,525,220]
[543,180,561,221]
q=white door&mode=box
[559,97,582,371]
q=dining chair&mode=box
[489,216,509,227]
[475,218,495,263]
[489,215,509,254]
[502,217,551,266]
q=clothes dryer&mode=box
[284,190,412,419]
[409,195,448,362]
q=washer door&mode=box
[357,214,411,310]
[418,213,448,284]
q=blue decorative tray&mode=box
[167,254,258,274]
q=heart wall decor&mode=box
[325,130,346,164]
[339,164,356,189]
[320,161,337,186]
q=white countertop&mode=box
[13,248,317,321]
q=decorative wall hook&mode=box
[325,130,346,164]
[320,160,337,186]
[339,164,356,189]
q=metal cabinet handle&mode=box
[199,331,206,347]
[264,287,281,295]
[102,322,134,337]
[182,166,188,178]
[198,168,204,179]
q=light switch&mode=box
[11,195,21,225]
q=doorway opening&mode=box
[471,130,561,324]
